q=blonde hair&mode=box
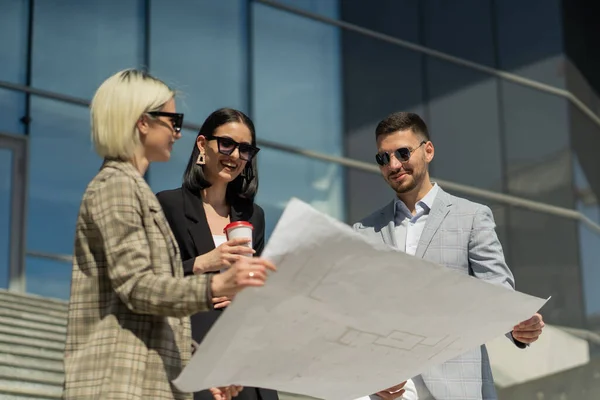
[90,69,175,160]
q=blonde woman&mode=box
[63,69,276,400]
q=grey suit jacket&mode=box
[353,187,522,400]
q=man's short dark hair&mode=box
[375,112,430,141]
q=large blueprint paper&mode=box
[173,198,548,400]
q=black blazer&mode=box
[157,187,277,400]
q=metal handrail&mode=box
[2,78,600,235]
[256,0,600,129]
[27,251,71,263]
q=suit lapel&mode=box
[415,188,452,258]
[378,200,398,248]
[182,188,216,256]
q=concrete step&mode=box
[1,301,68,320]
[0,315,66,336]
[0,365,62,387]
[0,290,68,313]
[0,353,62,376]
[0,365,63,384]
[0,333,65,352]
[0,353,62,375]
[0,324,65,344]
[0,384,61,399]
[0,343,63,365]
[0,354,64,377]
[0,309,66,329]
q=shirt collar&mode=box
[394,183,440,221]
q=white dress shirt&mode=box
[390,183,439,399]
[352,187,440,400]
[393,183,440,255]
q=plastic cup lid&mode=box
[223,221,254,234]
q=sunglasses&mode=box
[147,111,184,133]
[375,141,426,166]
[204,135,260,162]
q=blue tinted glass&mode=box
[148,0,246,192]
[0,0,28,134]
[573,157,600,317]
[26,255,71,300]
[252,2,344,227]
[0,89,26,135]
[0,0,28,83]
[252,1,341,152]
[150,129,196,193]
[26,1,145,295]
[27,98,100,255]
[0,148,12,288]
[257,148,345,239]
[31,0,145,99]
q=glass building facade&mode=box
[2,0,600,398]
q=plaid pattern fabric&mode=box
[354,188,517,400]
[63,160,211,400]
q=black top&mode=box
[157,187,277,400]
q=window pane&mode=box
[257,149,344,238]
[252,1,342,152]
[31,0,145,99]
[573,155,600,328]
[422,0,495,67]
[0,89,26,134]
[0,0,29,134]
[25,255,71,300]
[147,0,246,191]
[149,129,195,193]
[0,148,12,288]
[0,0,28,83]
[27,98,100,257]
[499,83,583,327]
[339,0,424,223]
[425,58,504,192]
[252,2,344,225]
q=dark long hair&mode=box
[183,108,259,204]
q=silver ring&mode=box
[248,272,255,278]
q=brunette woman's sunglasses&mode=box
[204,135,260,162]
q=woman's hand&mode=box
[209,385,243,400]
[212,296,233,309]
[193,238,255,274]
[210,257,276,298]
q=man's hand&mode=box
[512,313,545,344]
[209,385,243,400]
[375,381,406,400]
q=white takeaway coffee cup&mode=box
[223,221,254,257]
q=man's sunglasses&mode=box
[147,111,184,133]
[204,135,260,162]
[375,141,426,166]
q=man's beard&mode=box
[389,170,423,194]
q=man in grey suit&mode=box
[354,112,545,400]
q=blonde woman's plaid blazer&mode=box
[63,160,211,400]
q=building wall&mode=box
[0,0,343,299]
[0,0,599,333]
[341,0,588,329]
[3,0,600,397]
